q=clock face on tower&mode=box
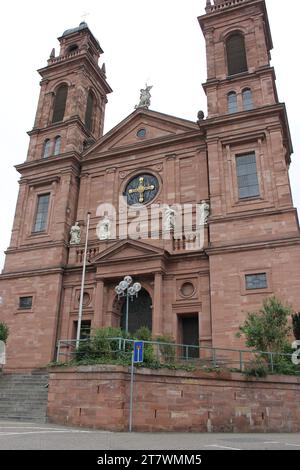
[124,173,159,206]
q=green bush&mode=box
[75,327,129,361]
[237,297,292,353]
[292,313,300,341]
[134,327,157,366]
[156,335,176,363]
[244,357,268,378]
[0,322,9,343]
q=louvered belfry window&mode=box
[226,33,248,76]
[52,85,68,123]
[85,91,94,132]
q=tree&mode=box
[292,313,300,340]
[0,322,9,344]
[237,297,292,353]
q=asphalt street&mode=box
[0,420,300,450]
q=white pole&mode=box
[129,350,134,432]
[76,211,91,350]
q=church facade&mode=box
[1,0,300,370]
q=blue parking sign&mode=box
[133,341,144,363]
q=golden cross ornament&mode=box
[128,177,155,203]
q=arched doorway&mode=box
[120,288,152,334]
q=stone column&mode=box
[93,279,105,329]
[152,272,163,337]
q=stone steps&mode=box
[0,372,49,422]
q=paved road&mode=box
[0,420,299,450]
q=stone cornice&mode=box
[38,53,112,95]
[83,131,205,165]
[202,66,276,91]
[28,115,93,139]
[4,241,69,256]
[202,103,293,159]
[0,266,65,280]
[15,152,81,175]
[206,236,300,256]
[209,207,299,225]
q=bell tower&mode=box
[200,0,277,118]
[27,21,112,162]
[198,0,300,349]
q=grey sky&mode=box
[0,0,299,270]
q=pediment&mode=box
[93,239,167,264]
[84,108,198,156]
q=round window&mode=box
[137,128,146,138]
[180,282,195,298]
[124,173,159,206]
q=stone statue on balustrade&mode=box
[164,205,176,231]
[198,200,210,226]
[98,216,111,240]
[70,222,81,245]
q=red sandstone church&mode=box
[1,0,300,370]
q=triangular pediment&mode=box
[84,108,198,156]
[93,239,168,264]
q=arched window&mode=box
[52,84,68,123]
[228,92,238,114]
[226,33,248,76]
[85,91,94,132]
[54,136,61,155]
[242,88,253,110]
[42,139,51,158]
[68,44,79,54]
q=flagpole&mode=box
[76,211,91,349]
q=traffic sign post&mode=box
[129,341,144,432]
[133,341,144,364]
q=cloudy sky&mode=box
[0,0,299,269]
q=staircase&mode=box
[0,371,49,422]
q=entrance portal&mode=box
[120,288,152,334]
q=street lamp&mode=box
[115,276,142,334]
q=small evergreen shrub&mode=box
[0,322,9,344]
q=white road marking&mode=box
[205,444,241,450]
[264,441,280,444]
[0,427,74,431]
[0,430,93,436]
[285,443,300,448]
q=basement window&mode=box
[19,296,33,310]
[245,273,268,290]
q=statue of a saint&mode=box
[135,84,153,109]
[198,200,210,226]
[70,222,81,245]
[164,205,176,231]
[98,216,111,240]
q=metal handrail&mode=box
[56,337,295,372]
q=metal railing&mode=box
[56,337,295,373]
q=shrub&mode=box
[156,335,176,363]
[75,327,128,361]
[292,313,300,341]
[0,322,9,343]
[244,357,268,378]
[237,296,292,353]
[134,327,157,365]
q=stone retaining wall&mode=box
[47,365,300,432]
